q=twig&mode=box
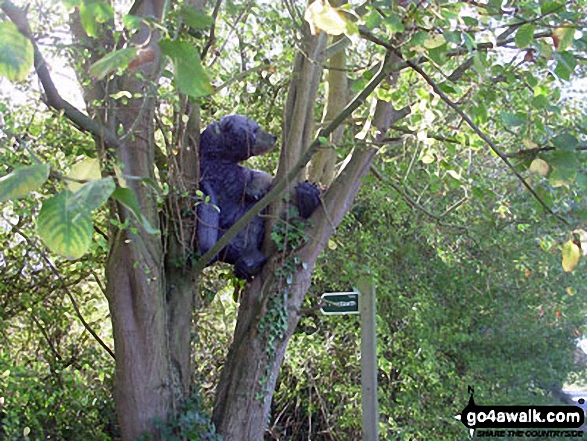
[505,144,587,158]
[11,222,116,360]
[1,0,119,149]
[200,0,224,60]
[358,28,568,225]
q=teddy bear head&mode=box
[200,115,277,162]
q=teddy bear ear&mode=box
[219,117,233,132]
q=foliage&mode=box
[137,388,222,441]
[0,109,115,439]
[271,176,585,439]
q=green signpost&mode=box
[320,291,360,315]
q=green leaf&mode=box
[548,150,578,170]
[500,112,526,127]
[554,51,576,81]
[515,24,535,49]
[541,1,563,15]
[37,191,94,259]
[552,133,578,151]
[472,52,487,76]
[531,94,549,109]
[159,39,214,99]
[383,14,404,33]
[111,187,159,235]
[486,0,503,13]
[437,82,456,94]
[427,44,448,65]
[68,177,115,213]
[363,10,382,30]
[443,31,461,45]
[79,1,113,37]
[123,14,142,31]
[552,26,575,52]
[0,163,50,202]
[471,102,488,124]
[549,166,576,186]
[0,21,34,81]
[423,34,446,49]
[178,5,214,29]
[89,47,138,80]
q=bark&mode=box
[65,0,198,437]
[264,29,327,250]
[308,10,348,185]
[212,37,401,441]
[212,143,377,440]
[164,102,201,395]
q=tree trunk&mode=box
[213,144,377,440]
[101,1,199,439]
[212,44,405,438]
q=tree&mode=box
[1,0,586,440]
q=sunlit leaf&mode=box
[0,163,50,202]
[0,21,34,81]
[159,39,214,99]
[562,240,581,272]
[112,187,160,235]
[304,0,348,36]
[113,164,127,188]
[424,34,446,49]
[67,157,101,192]
[421,150,435,164]
[122,14,142,31]
[89,47,138,80]
[552,26,575,52]
[37,191,94,260]
[529,158,549,176]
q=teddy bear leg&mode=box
[295,181,321,218]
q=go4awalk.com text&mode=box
[455,387,585,438]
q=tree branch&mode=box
[1,0,120,149]
[358,28,568,225]
[505,144,587,158]
[10,222,115,360]
[193,51,397,274]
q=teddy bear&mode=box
[197,115,320,279]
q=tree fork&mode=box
[211,47,398,440]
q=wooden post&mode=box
[357,277,379,440]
